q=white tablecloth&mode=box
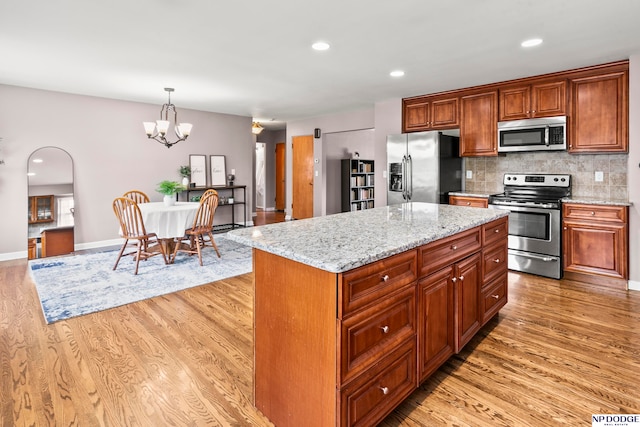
[137,202,199,239]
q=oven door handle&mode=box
[510,250,558,262]
[489,204,559,214]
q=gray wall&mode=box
[324,129,375,215]
[0,84,253,259]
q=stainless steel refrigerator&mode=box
[387,131,463,204]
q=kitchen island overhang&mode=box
[227,202,509,427]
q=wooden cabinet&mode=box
[41,226,74,257]
[28,238,37,260]
[252,220,508,427]
[499,80,567,121]
[28,195,54,224]
[404,60,629,155]
[562,203,628,280]
[403,96,458,132]
[569,70,628,153]
[449,195,488,208]
[480,217,509,323]
[460,91,498,157]
[341,159,375,212]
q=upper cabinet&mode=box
[402,60,628,156]
[28,195,54,224]
[499,80,567,121]
[403,96,458,132]
[460,91,498,157]
[569,69,628,153]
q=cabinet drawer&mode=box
[482,216,508,246]
[339,286,416,384]
[482,239,508,284]
[340,250,417,317]
[481,273,508,324]
[418,227,481,277]
[340,339,416,427]
[449,195,488,208]
[563,204,627,223]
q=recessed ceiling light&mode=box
[32,158,43,163]
[390,70,405,77]
[27,172,36,176]
[521,38,543,48]
[312,41,330,51]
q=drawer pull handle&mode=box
[380,386,389,395]
[451,245,457,250]
[466,202,471,205]
[591,211,596,216]
[494,258,500,263]
[381,274,390,282]
[380,325,389,334]
[459,275,464,281]
[492,294,500,299]
[494,229,500,233]
[451,277,457,283]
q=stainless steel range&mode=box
[488,173,571,279]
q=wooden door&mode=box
[292,135,314,219]
[275,142,285,211]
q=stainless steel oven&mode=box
[489,173,571,279]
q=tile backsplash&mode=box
[464,151,628,201]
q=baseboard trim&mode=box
[628,280,640,291]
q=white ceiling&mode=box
[2,0,640,130]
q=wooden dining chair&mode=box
[112,197,167,274]
[173,191,221,266]
[200,189,218,203]
[123,190,150,204]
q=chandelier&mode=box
[252,122,264,135]
[143,88,193,148]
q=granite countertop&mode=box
[562,198,633,207]
[226,202,508,273]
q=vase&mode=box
[182,176,190,187]
[163,194,175,207]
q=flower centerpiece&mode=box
[156,180,185,206]
[178,165,191,187]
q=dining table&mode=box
[137,201,199,264]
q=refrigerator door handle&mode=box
[401,155,408,200]
[406,154,413,200]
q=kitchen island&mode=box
[227,203,509,427]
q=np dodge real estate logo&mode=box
[592,414,640,427]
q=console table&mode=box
[182,185,247,232]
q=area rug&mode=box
[28,235,252,324]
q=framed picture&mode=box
[210,155,227,186]
[189,154,207,187]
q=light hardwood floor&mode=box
[1,257,639,426]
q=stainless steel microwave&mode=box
[497,116,567,153]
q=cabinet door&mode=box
[403,100,430,132]
[431,97,459,129]
[499,86,530,121]
[460,91,498,157]
[570,71,628,153]
[531,80,566,118]
[418,267,455,381]
[454,252,482,352]
[563,220,628,279]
